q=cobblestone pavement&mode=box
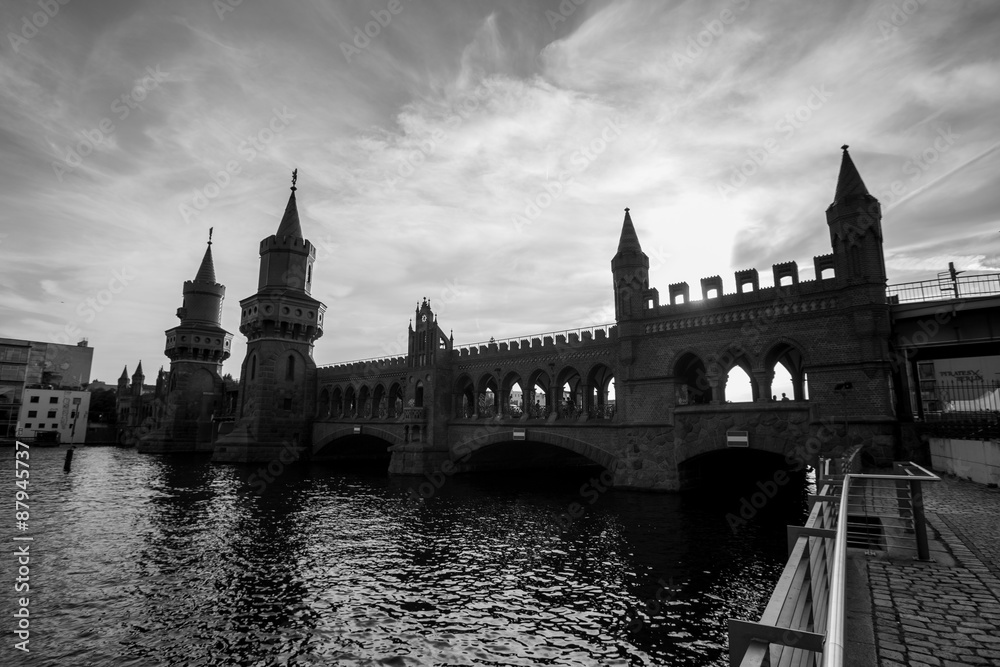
[868,475,1000,666]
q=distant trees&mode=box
[89,388,117,424]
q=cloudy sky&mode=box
[2,0,999,383]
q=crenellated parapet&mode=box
[318,356,408,381]
[453,325,618,360]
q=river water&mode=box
[3,446,809,667]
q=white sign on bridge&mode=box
[727,430,749,447]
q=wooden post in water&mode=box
[64,447,74,472]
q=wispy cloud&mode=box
[1,0,998,381]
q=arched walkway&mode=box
[674,351,710,405]
[764,341,808,401]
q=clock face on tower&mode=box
[421,314,428,322]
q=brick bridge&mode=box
[309,149,915,490]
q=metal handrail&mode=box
[729,459,940,667]
[822,462,939,667]
[886,272,1000,303]
[822,473,850,667]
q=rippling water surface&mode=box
[3,446,809,666]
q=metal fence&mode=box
[727,451,939,666]
[886,272,1000,304]
[914,380,1000,439]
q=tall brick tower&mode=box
[139,232,234,454]
[213,171,327,463]
[826,146,887,286]
[611,208,650,320]
[387,297,454,475]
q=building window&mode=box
[283,398,292,411]
[286,355,295,381]
[47,411,56,418]
[49,397,58,404]
[24,423,31,428]
[28,411,36,418]
[0,367,25,381]
[51,423,57,428]
[72,398,81,405]
[71,411,76,418]
[29,396,39,403]
[250,356,257,380]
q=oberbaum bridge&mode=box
[134,150,1000,491]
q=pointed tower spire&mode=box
[119,365,129,381]
[611,207,651,321]
[194,229,217,284]
[134,361,143,377]
[275,169,303,238]
[616,207,643,254]
[833,145,870,203]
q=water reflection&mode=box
[4,448,807,667]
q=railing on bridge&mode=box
[455,403,616,422]
[886,272,1000,304]
[728,449,940,666]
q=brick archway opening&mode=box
[460,439,610,477]
[676,448,807,497]
[313,432,394,470]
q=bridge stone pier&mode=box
[309,149,906,490]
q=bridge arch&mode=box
[358,385,372,418]
[556,365,583,417]
[763,338,808,400]
[330,386,343,418]
[585,363,615,418]
[676,446,800,492]
[501,371,524,417]
[673,349,710,405]
[475,373,499,417]
[388,382,403,418]
[525,368,552,417]
[318,386,330,418]
[372,383,387,419]
[716,348,757,403]
[344,385,356,417]
[454,429,618,472]
[454,374,475,418]
[312,425,401,466]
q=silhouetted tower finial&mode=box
[291,168,298,191]
[612,207,651,320]
[833,145,870,204]
[826,146,885,284]
[194,233,218,285]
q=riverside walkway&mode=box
[858,474,1000,666]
